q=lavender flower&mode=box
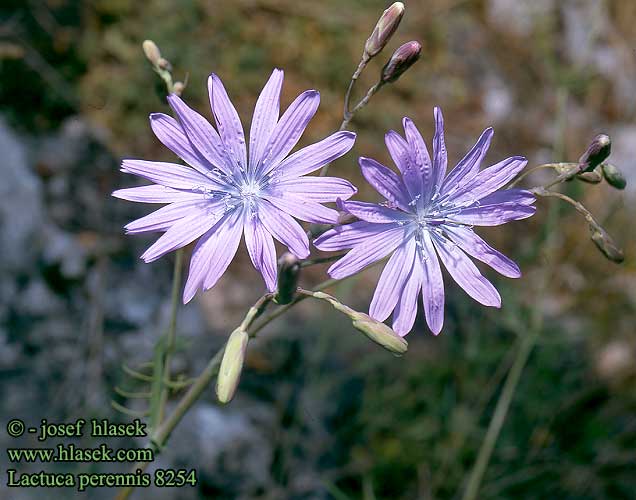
[315,108,535,335]
[114,69,357,302]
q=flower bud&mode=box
[275,253,300,305]
[350,312,408,355]
[600,163,626,190]
[381,41,422,83]
[579,134,611,172]
[216,328,249,404]
[142,40,162,66]
[172,81,185,96]
[364,2,405,59]
[590,226,624,264]
[576,169,602,184]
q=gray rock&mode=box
[0,117,45,273]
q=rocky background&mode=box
[1,1,635,499]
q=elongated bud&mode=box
[216,328,249,404]
[579,134,611,172]
[275,253,300,305]
[381,41,422,83]
[157,57,172,71]
[600,163,626,190]
[590,226,624,263]
[351,312,408,355]
[577,169,602,184]
[142,40,162,66]
[364,2,405,59]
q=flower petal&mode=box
[262,193,339,224]
[125,199,218,234]
[403,117,433,205]
[443,225,521,278]
[249,68,284,171]
[392,255,423,336]
[149,113,213,176]
[385,130,423,202]
[275,131,356,179]
[120,160,220,190]
[259,90,320,176]
[208,73,247,170]
[477,188,536,207]
[431,233,501,307]
[167,94,233,177]
[258,200,310,258]
[359,157,411,211]
[431,108,448,195]
[370,236,416,322]
[327,226,407,279]
[113,184,202,204]
[450,156,528,205]
[140,207,231,263]
[440,127,493,196]
[273,176,357,202]
[244,213,278,292]
[314,221,392,251]
[182,210,243,303]
[339,200,411,224]
[418,232,445,335]
[452,203,536,226]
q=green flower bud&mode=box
[590,226,624,264]
[275,253,300,305]
[364,2,405,59]
[350,312,408,355]
[216,328,249,404]
[600,163,626,190]
[579,134,611,172]
[142,40,162,66]
[381,41,422,84]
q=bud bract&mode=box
[381,41,422,83]
[600,163,626,190]
[351,312,408,355]
[216,328,249,404]
[590,226,624,264]
[275,253,300,305]
[364,2,405,58]
[579,134,611,172]
[142,40,162,66]
[577,169,602,184]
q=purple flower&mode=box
[315,108,535,335]
[114,69,356,303]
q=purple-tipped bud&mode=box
[579,134,611,172]
[216,328,249,404]
[590,226,624,264]
[364,2,405,58]
[275,253,300,305]
[142,40,162,66]
[381,41,422,83]
[600,163,626,190]
[350,312,408,355]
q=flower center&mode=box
[239,182,261,199]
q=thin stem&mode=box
[531,188,602,230]
[509,163,574,188]
[343,55,370,123]
[155,249,183,426]
[461,330,540,500]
